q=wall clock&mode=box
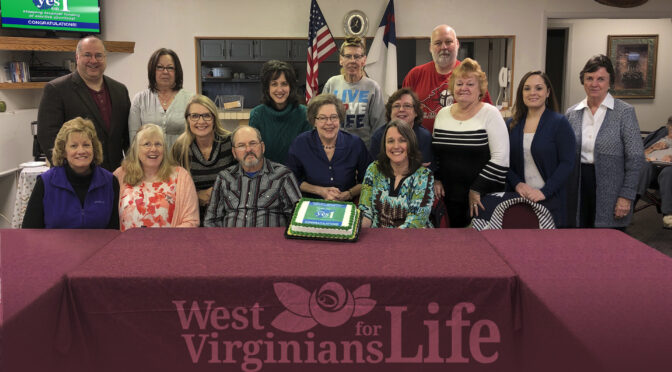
[343,10,368,37]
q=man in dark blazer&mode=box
[37,35,131,171]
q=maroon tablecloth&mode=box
[57,228,520,371]
[0,229,120,370]
[482,229,672,372]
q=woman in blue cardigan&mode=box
[506,71,575,227]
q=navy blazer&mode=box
[506,109,575,226]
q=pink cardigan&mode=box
[113,166,199,228]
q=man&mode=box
[402,25,492,133]
[368,88,433,168]
[37,35,131,171]
[204,126,302,227]
[638,116,672,228]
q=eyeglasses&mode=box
[186,113,214,122]
[156,65,175,72]
[79,53,106,61]
[315,115,340,124]
[233,141,262,151]
[391,103,414,110]
[141,141,163,149]
[341,54,364,60]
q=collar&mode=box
[574,92,614,111]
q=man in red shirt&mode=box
[402,24,492,133]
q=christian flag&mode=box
[306,0,337,102]
[365,0,397,100]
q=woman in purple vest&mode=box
[22,117,119,229]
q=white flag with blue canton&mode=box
[365,0,397,100]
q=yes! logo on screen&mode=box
[33,0,70,11]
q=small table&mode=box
[11,165,48,228]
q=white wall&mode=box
[549,18,672,130]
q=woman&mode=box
[432,58,509,227]
[128,48,194,150]
[114,124,199,230]
[172,95,235,223]
[23,117,119,229]
[249,60,312,164]
[322,37,386,146]
[286,94,372,201]
[506,71,575,227]
[565,54,644,228]
[359,120,434,228]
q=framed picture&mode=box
[607,34,658,99]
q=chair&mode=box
[472,193,556,230]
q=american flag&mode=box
[306,0,337,102]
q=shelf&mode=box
[0,36,135,53]
[203,78,260,83]
[0,82,47,90]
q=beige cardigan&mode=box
[113,166,199,228]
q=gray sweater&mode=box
[323,75,386,146]
[565,97,644,228]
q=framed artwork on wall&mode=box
[607,34,658,99]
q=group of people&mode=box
[24,23,653,231]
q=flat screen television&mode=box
[0,0,101,34]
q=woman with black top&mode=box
[23,117,119,229]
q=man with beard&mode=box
[38,36,130,171]
[204,126,301,227]
[402,25,492,133]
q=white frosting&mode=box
[291,201,354,236]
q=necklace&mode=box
[158,91,174,109]
[323,144,335,150]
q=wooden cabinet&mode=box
[0,36,135,90]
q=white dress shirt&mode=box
[573,93,614,164]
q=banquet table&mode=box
[1,228,521,372]
[482,229,672,372]
[1,227,671,372]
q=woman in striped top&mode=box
[432,58,509,227]
[172,95,236,224]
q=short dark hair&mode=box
[510,71,559,128]
[377,120,423,178]
[385,88,423,128]
[306,94,346,126]
[147,48,184,92]
[580,54,615,86]
[260,60,299,108]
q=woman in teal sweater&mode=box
[249,60,312,164]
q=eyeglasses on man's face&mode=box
[79,53,106,61]
[315,115,340,124]
[186,113,214,122]
[233,141,262,151]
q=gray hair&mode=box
[231,125,263,145]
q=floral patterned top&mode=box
[119,174,177,231]
[359,162,434,228]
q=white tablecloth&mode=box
[11,166,49,228]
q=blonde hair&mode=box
[172,94,230,170]
[448,58,488,99]
[52,117,103,167]
[122,123,175,185]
